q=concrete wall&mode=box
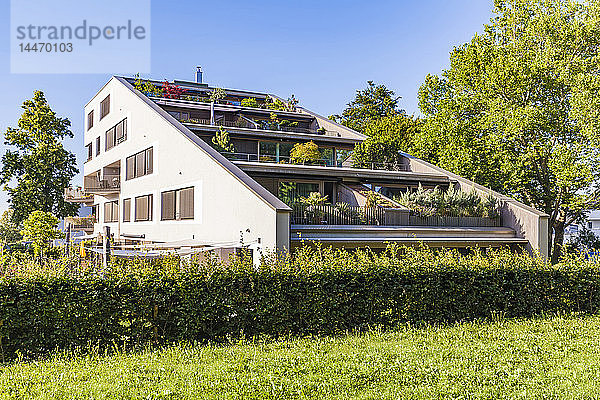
[403,153,549,258]
[83,77,290,253]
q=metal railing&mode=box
[64,187,93,202]
[222,151,335,167]
[182,118,324,135]
[292,204,385,225]
[291,204,502,227]
[408,215,501,227]
[84,174,121,193]
[64,216,96,231]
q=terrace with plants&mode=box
[287,184,501,228]
[129,76,341,137]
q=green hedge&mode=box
[1,245,600,359]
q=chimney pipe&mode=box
[195,66,203,83]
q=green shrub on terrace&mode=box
[1,245,599,360]
[241,97,259,108]
[395,185,499,218]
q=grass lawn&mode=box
[3,315,600,399]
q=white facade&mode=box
[83,77,290,253]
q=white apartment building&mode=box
[65,73,550,258]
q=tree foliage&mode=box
[0,210,22,244]
[290,141,321,165]
[211,126,235,153]
[330,81,404,132]
[567,226,600,253]
[352,115,421,169]
[20,210,62,256]
[0,91,79,224]
[415,0,600,262]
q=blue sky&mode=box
[0,0,493,213]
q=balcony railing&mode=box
[182,118,339,136]
[84,174,121,193]
[408,215,501,227]
[64,216,96,231]
[222,152,333,167]
[291,204,501,227]
[64,187,94,203]
[292,204,386,225]
[221,151,411,171]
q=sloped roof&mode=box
[114,76,292,213]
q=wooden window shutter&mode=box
[161,191,175,220]
[135,152,145,177]
[145,148,153,174]
[126,156,135,180]
[100,95,110,119]
[112,202,119,222]
[104,202,112,222]
[115,121,124,143]
[105,127,115,150]
[179,187,194,219]
[135,196,147,221]
[123,198,131,222]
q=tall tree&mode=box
[0,91,79,224]
[330,81,404,132]
[352,115,422,169]
[415,0,600,262]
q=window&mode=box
[100,95,110,119]
[135,194,153,221]
[161,187,194,220]
[86,143,92,161]
[105,118,127,151]
[180,187,194,219]
[87,110,94,130]
[103,201,119,223]
[161,191,176,220]
[123,198,131,222]
[278,181,320,205]
[95,137,100,156]
[126,147,153,180]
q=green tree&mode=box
[0,210,22,244]
[415,0,600,262]
[567,226,600,254]
[209,87,227,102]
[330,81,404,132]
[212,126,235,153]
[0,91,79,224]
[352,115,421,169]
[290,141,321,165]
[241,97,259,108]
[21,210,63,256]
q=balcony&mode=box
[181,117,340,136]
[64,187,94,204]
[84,174,121,194]
[64,216,96,232]
[222,151,335,167]
[222,151,410,171]
[291,204,501,227]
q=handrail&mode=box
[291,203,501,227]
[84,174,121,192]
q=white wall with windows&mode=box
[83,77,290,251]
